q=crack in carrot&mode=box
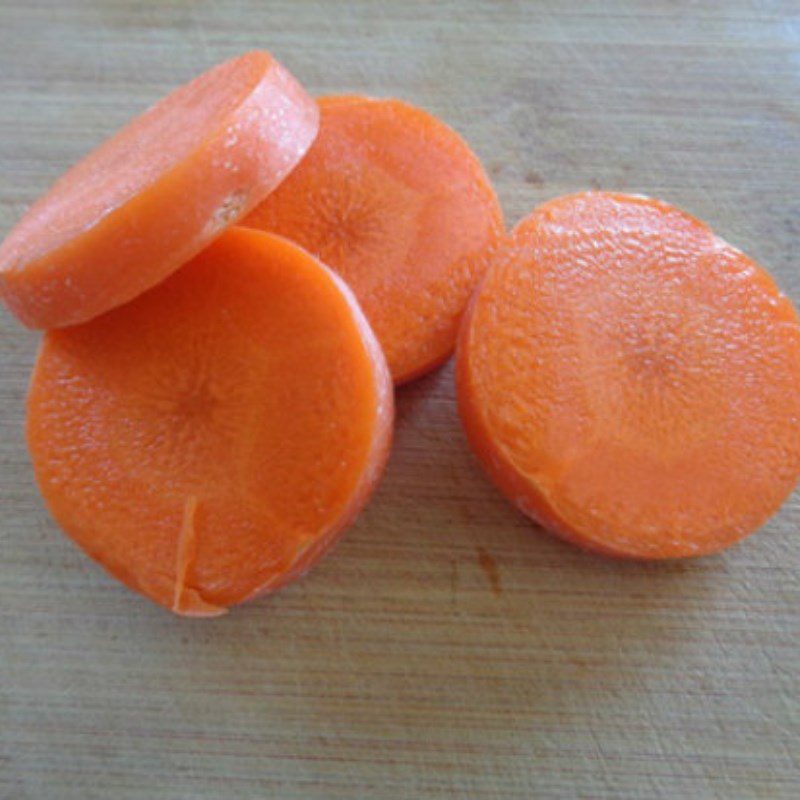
[172,495,227,617]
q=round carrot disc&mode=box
[27,228,393,615]
[243,95,504,384]
[0,51,319,329]
[457,192,800,559]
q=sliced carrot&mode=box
[457,191,800,559]
[0,51,319,330]
[26,227,393,615]
[243,95,504,384]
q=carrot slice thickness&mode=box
[244,95,504,383]
[26,228,393,613]
[1,51,319,329]
[457,192,800,559]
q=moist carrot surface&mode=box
[26,228,393,615]
[457,192,800,559]
[243,95,504,384]
[0,51,319,330]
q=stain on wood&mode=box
[476,546,502,596]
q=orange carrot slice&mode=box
[0,51,319,330]
[457,191,800,559]
[26,228,393,615]
[243,95,504,384]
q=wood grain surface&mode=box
[1,2,799,798]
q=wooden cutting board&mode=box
[1,2,798,798]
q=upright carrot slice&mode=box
[26,228,393,615]
[243,96,504,383]
[457,192,800,559]
[0,51,319,329]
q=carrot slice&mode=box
[457,191,800,559]
[243,95,504,383]
[26,228,393,615]
[0,51,319,330]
